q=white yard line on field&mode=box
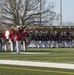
[0,60,74,69]
[10,52,49,54]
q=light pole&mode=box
[60,0,62,26]
[40,0,42,25]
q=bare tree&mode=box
[0,0,41,27]
[0,0,58,28]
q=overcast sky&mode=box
[47,0,74,22]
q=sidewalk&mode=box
[0,60,74,69]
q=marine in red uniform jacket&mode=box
[9,29,16,41]
[21,30,27,41]
[15,27,22,41]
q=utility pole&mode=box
[60,0,62,26]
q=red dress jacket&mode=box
[9,29,16,41]
[15,29,22,41]
[21,31,27,41]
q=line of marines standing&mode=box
[0,26,74,53]
[29,31,74,48]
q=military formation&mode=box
[0,26,74,54]
[0,26,29,53]
[29,31,74,48]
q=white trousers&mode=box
[65,41,69,47]
[35,41,39,48]
[53,41,57,48]
[23,41,28,52]
[72,41,74,47]
[5,41,9,51]
[50,41,53,48]
[10,41,15,52]
[30,41,35,48]
[42,41,45,48]
[61,41,66,47]
[69,41,72,47]
[16,41,21,53]
[44,41,48,48]
[39,41,42,48]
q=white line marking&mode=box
[10,52,49,54]
[0,60,74,69]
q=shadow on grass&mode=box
[0,48,69,54]
[27,48,68,54]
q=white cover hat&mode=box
[17,26,20,28]
[11,26,15,29]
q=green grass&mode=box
[0,64,74,75]
[0,46,74,63]
[0,47,74,75]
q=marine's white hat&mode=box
[11,26,15,29]
[17,26,20,28]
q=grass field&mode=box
[0,64,74,75]
[0,47,74,63]
[0,47,74,75]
